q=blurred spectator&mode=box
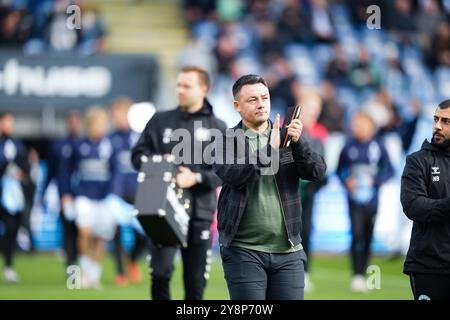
[209,56,255,126]
[318,81,345,132]
[337,112,394,292]
[386,0,417,44]
[416,0,445,53]
[216,0,243,22]
[298,87,328,142]
[245,0,273,21]
[44,0,80,52]
[0,5,32,47]
[77,0,106,54]
[0,112,30,283]
[298,88,328,292]
[308,0,335,43]
[183,0,217,28]
[62,107,117,289]
[443,0,450,17]
[383,44,408,105]
[349,46,381,92]
[26,0,54,39]
[360,88,421,150]
[346,0,387,28]
[360,87,421,154]
[213,22,240,76]
[277,0,312,46]
[43,111,82,273]
[108,97,147,287]
[254,19,284,62]
[24,0,106,55]
[362,89,420,154]
[264,54,302,117]
[178,35,218,76]
[361,89,401,136]
[325,43,352,88]
[19,147,39,253]
[427,21,450,69]
[397,98,422,152]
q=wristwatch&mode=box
[195,173,203,184]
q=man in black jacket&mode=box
[213,75,327,300]
[0,112,30,283]
[131,66,226,300]
[401,99,450,300]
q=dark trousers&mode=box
[113,195,149,276]
[21,180,36,252]
[349,202,376,275]
[148,220,212,300]
[20,202,34,252]
[113,225,126,276]
[0,209,21,268]
[131,230,148,261]
[410,273,450,300]
[220,246,306,300]
[61,210,78,267]
[113,226,149,276]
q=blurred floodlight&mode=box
[128,102,155,133]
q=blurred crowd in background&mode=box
[0,0,106,54]
[181,0,450,148]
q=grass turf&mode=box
[0,252,412,300]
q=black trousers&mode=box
[348,202,377,275]
[410,273,450,300]
[131,230,148,261]
[220,246,306,300]
[113,225,126,276]
[0,208,21,268]
[148,220,212,300]
[21,180,36,252]
[61,210,78,267]
[113,226,148,276]
[113,195,149,276]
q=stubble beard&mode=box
[432,132,450,150]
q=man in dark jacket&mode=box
[131,66,227,300]
[337,112,394,292]
[213,74,327,300]
[0,112,30,283]
[401,99,450,300]
[43,111,82,272]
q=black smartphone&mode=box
[280,105,302,148]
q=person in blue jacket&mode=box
[0,112,29,283]
[43,111,82,272]
[337,111,394,292]
[108,97,148,286]
[61,107,117,289]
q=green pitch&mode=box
[0,252,411,300]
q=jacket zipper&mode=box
[262,128,294,249]
[272,168,295,248]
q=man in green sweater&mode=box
[214,74,327,299]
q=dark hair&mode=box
[438,99,450,109]
[180,65,210,89]
[232,74,267,99]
